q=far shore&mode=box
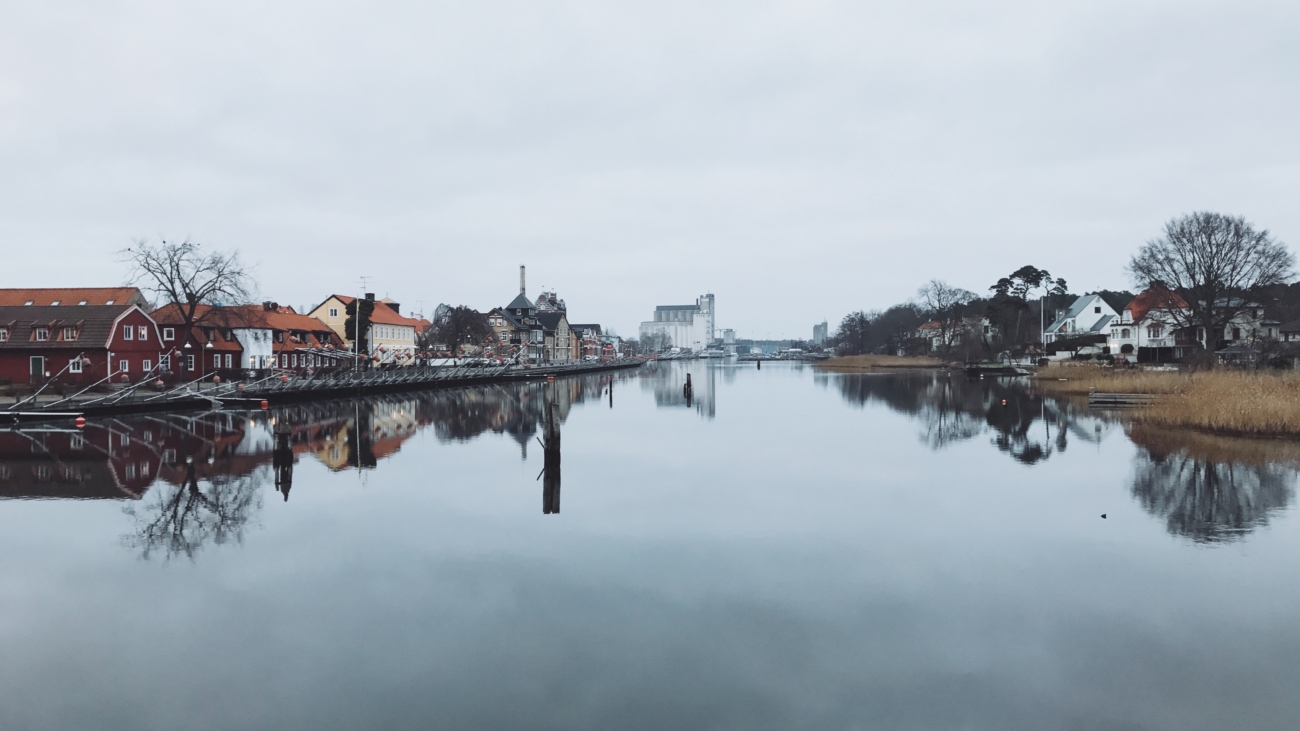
[813,354,948,371]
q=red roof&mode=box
[0,287,147,307]
[1124,288,1188,323]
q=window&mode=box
[329,307,338,318]
[63,327,77,340]
[78,300,87,305]
[138,326,148,341]
[0,329,8,342]
[141,461,150,477]
[50,300,60,306]
[1233,327,1242,340]
[71,435,84,450]
[281,354,288,367]
[120,433,129,446]
[142,359,152,372]
[1147,325,1163,339]
[69,358,82,374]
[291,354,298,367]
[224,354,232,368]
[1121,328,1130,339]
[214,354,222,368]
[1094,306,1101,313]
[125,464,136,479]
[23,301,32,306]
[162,449,177,464]
[186,355,195,371]
[160,354,170,369]
[143,431,153,442]
[105,300,114,305]
[123,325,133,340]
[119,359,129,373]
[163,327,175,340]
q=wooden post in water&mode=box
[273,419,293,501]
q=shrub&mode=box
[1120,344,1134,354]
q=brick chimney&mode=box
[519,265,526,294]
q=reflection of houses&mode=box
[0,425,158,499]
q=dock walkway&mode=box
[5,360,645,421]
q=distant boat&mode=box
[703,348,726,358]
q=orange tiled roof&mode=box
[0,287,147,307]
[1124,288,1189,324]
[320,295,425,328]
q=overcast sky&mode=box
[1,1,1297,338]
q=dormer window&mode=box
[0,329,8,342]
[163,327,175,341]
[35,328,49,341]
[1094,306,1101,313]
[62,327,77,341]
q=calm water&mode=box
[2,362,1298,730]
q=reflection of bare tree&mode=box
[830,371,1113,462]
[1131,453,1295,543]
[123,461,264,560]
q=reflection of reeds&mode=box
[815,355,945,371]
[1127,422,1300,467]
[1035,367,1300,438]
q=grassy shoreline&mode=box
[1033,366,1300,438]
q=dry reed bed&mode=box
[815,354,945,371]
[1036,367,1300,438]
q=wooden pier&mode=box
[1087,392,1161,409]
[4,360,645,422]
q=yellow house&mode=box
[308,293,429,364]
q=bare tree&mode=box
[122,238,255,378]
[1129,212,1294,353]
[916,279,976,351]
[420,305,491,355]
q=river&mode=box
[1,361,1297,730]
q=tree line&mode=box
[830,212,1297,361]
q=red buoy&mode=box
[260,400,269,410]
[281,374,289,382]
[75,416,86,429]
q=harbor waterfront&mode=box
[2,361,1299,730]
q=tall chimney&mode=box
[519,265,526,294]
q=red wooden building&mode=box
[0,302,165,387]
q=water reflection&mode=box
[822,369,1300,543]
[822,371,1115,464]
[1128,425,1298,543]
[0,370,636,558]
[640,361,717,418]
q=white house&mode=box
[1044,295,1118,344]
[1107,288,1190,362]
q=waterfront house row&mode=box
[1044,287,1281,363]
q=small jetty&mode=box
[965,364,1033,377]
[4,359,645,422]
[1087,392,1161,409]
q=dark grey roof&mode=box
[655,304,698,311]
[1087,314,1114,333]
[536,312,568,332]
[0,304,134,350]
[1280,319,1300,333]
[505,293,534,311]
[569,323,601,334]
